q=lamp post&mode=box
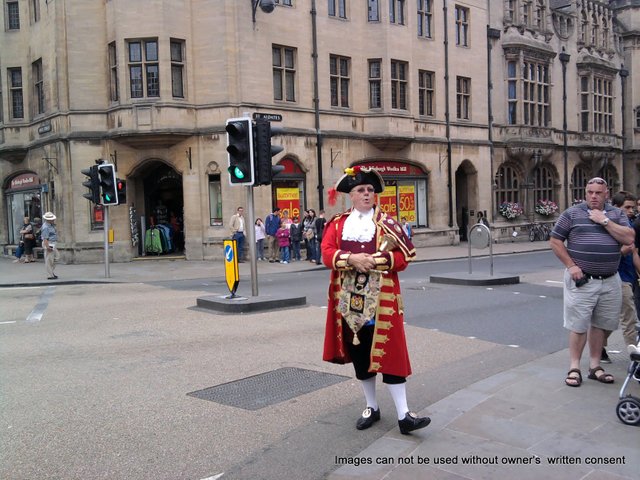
[559,50,570,209]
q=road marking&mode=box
[507,345,520,348]
[0,321,17,325]
[546,280,562,284]
[201,474,225,480]
[25,286,56,323]
[539,295,547,298]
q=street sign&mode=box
[223,239,239,297]
[253,113,283,122]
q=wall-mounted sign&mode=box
[38,121,52,135]
[357,161,425,176]
[9,173,41,191]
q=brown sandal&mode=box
[588,366,614,384]
[565,368,582,387]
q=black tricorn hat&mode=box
[335,166,385,194]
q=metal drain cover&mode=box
[187,367,350,410]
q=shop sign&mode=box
[276,187,301,219]
[378,185,398,220]
[9,173,40,191]
[358,161,424,176]
[399,185,416,222]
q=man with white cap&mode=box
[320,166,430,435]
[41,212,59,280]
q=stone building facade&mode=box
[0,0,638,262]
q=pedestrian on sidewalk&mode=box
[229,207,246,262]
[265,207,281,263]
[276,222,290,264]
[41,212,59,280]
[20,216,37,263]
[255,218,266,261]
[550,177,634,387]
[290,216,302,261]
[606,191,640,351]
[320,166,430,435]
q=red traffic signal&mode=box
[116,178,127,205]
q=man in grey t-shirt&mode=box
[550,177,634,387]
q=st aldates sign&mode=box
[9,173,41,191]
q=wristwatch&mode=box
[602,218,610,226]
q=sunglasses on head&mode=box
[587,177,607,186]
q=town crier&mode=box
[321,166,430,435]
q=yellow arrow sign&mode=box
[223,239,239,296]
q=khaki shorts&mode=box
[563,269,621,333]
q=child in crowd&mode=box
[290,216,302,261]
[276,223,291,264]
[255,218,266,261]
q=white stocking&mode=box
[361,377,378,410]
[386,383,409,420]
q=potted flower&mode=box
[535,199,558,216]
[498,202,524,220]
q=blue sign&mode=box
[225,244,234,262]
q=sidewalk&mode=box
[0,240,549,287]
[2,241,638,479]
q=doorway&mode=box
[140,161,184,255]
[455,160,478,241]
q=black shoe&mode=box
[356,407,380,430]
[398,412,431,435]
[47,275,58,280]
[601,348,612,364]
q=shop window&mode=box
[209,174,223,226]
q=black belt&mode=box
[583,272,617,280]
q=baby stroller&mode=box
[616,328,640,426]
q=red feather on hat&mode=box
[327,187,338,206]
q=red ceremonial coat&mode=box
[320,206,416,377]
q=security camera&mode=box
[259,0,276,13]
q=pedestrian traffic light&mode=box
[116,178,127,205]
[254,118,285,185]
[81,165,100,203]
[98,163,118,205]
[225,118,254,186]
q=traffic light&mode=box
[225,118,254,186]
[81,165,100,203]
[116,178,127,205]
[98,163,118,205]
[254,118,284,185]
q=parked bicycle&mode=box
[529,222,552,242]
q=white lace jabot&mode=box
[342,208,375,243]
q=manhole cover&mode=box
[187,367,350,410]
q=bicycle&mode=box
[529,222,552,242]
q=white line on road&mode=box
[25,286,56,323]
[0,321,17,325]
[200,473,225,480]
[546,280,563,284]
[507,345,520,348]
